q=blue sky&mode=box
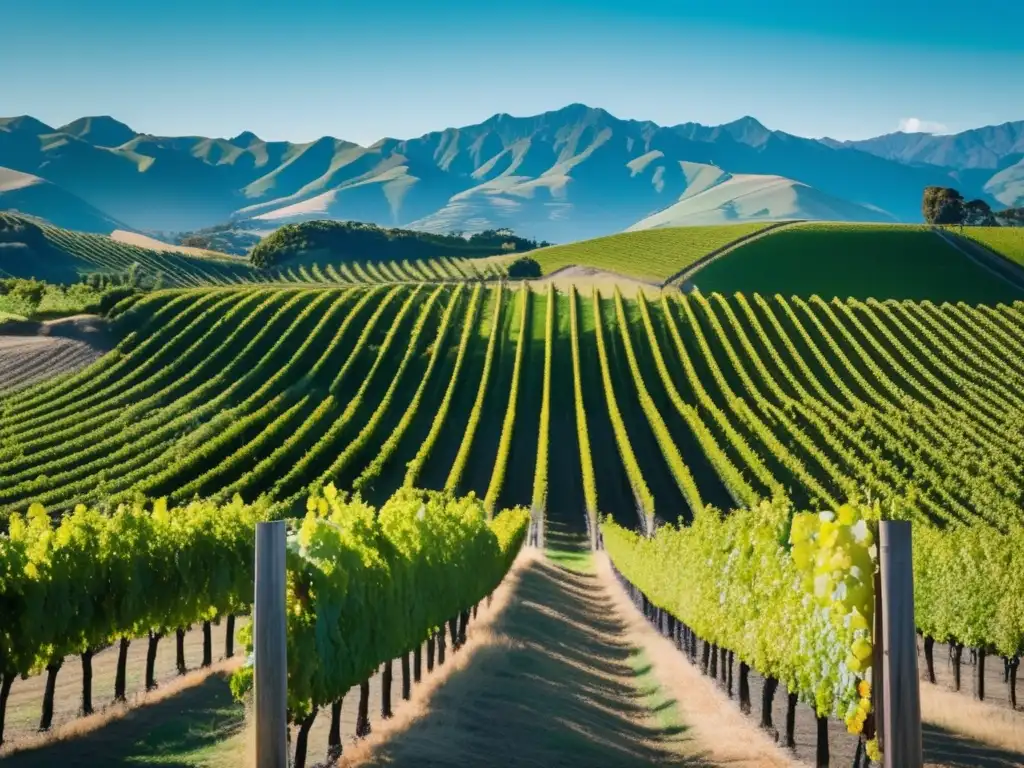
[3,0,1021,145]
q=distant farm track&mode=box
[3,284,1023,547]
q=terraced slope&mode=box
[3,285,1023,552]
[0,213,509,287]
[529,224,776,282]
[688,222,1024,301]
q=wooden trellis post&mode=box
[255,521,288,768]
[877,520,923,768]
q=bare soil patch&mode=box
[536,266,661,298]
[0,315,111,394]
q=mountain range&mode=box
[1,105,1021,243]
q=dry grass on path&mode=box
[342,548,703,767]
[593,553,799,768]
[920,685,1024,767]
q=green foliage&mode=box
[483,286,530,513]
[0,212,257,288]
[0,496,262,682]
[568,287,598,533]
[531,284,555,516]
[922,186,964,225]
[694,222,1024,302]
[249,220,543,269]
[589,288,654,530]
[531,224,771,281]
[2,282,1023,679]
[962,226,1024,268]
[963,199,996,227]
[230,485,529,721]
[0,276,141,320]
[0,486,527,732]
[995,207,1024,226]
[603,500,878,729]
[445,286,505,492]
[353,285,469,493]
[507,256,542,279]
[404,286,485,487]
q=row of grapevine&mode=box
[231,487,529,766]
[444,286,506,492]
[0,488,529,759]
[483,286,531,513]
[610,289,704,516]
[603,501,879,751]
[311,287,448,491]
[567,286,599,541]
[634,293,766,507]
[530,284,556,533]
[4,214,512,288]
[267,287,422,502]
[353,285,471,494]
[588,289,655,532]
[403,286,487,487]
[679,290,1024,697]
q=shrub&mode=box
[507,256,542,279]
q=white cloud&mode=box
[898,117,949,135]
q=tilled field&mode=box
[0,336,107,394]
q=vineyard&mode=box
[527,222,776,281]
[690,223,1024,301]
[962,225,1024,268]
[2,278,1024,764]
[0,213,510,288]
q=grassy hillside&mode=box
[0,213,258,286]
[2,284,1022,541]
[962,226,1024,268]
[530,223,774,282]
[688,222,1024,302]
[627,174,886,228]
[0,214,509,287]
[249,220,544,268]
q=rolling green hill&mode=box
[249,220,542,268]
[0,214,509,287]
[961,226,1024,268]
[529,223,776,282]
[685,222,1024,302]
[2,284,1022,546]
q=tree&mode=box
[507,256,542,279]
[995,207,1024,227]
[963,200,996,227]
[180,235,212,249]
[922,186,964,226]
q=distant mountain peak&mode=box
[59,116,137,147]
[724,115,767,129]
[721,115,773,145]
[0,115,55,135]
[229,130,261,147]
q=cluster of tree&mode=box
[996,207,1024,226]
[506,256,542,279]
[922,187,1004,228]
[250,220,549,269]
[0,272,141,319]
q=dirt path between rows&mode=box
[343,547,792,768]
